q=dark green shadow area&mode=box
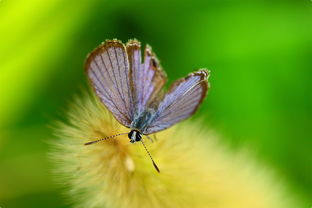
[2,191,68,208]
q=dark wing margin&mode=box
[85,40,133,127]
[126,39,167,116]
[143,69,210,134]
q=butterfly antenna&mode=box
[84,133,128,145]
[141,139,160,173]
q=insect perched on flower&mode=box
[84,39,210,172]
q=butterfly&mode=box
[84,39,210,172]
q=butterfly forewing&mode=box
[126,40,167,115]
[143,70,210,134]
[85,40,134,127]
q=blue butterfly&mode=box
[84,39,210,172]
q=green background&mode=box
[0,0,311,207]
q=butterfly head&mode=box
[128,129,142,143]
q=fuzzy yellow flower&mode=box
[51,93,295,208]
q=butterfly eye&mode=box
[135,133,142,142]
[128,131,133,139]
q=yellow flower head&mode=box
[51,93,295,208]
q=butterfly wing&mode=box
[143,70,210,134]
[126,40,167,116]
[85,40,133,127]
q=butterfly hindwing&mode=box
[143,70,210,134]
[85,40,134,127]
[126,40,167,116]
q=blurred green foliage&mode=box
[0,0,311,207]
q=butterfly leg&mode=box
[145,135,154,143]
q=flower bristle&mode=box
[50,93,295,208]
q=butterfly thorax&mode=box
[128,129,142,143]
[130,108,156,134]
